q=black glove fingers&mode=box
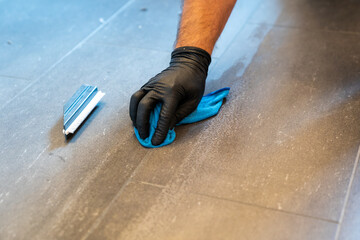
[130,47,211,146]
[129,89,147,125]
[173,99,198,127]
[151,99,179,146]
[136,92,159,139]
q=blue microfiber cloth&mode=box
[134,87,230,148]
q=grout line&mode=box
[0,0,136,111]
[80,151,151,240]
[334,144,360,240]
[138,181,166,189]
[27,144,50,169]
[0,75,32,80]
[193,191,339,224]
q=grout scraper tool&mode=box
[63,85,105,135]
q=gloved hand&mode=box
[129,46,211,146]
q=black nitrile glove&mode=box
[129,46,211,146]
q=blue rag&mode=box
[134,87,230,148]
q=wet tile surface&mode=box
[1,0,360,239]
[249,0,360,33]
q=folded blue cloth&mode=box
[134,87,230,148]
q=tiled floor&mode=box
[0,0,359,239]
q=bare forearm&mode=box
[175,0,237,54]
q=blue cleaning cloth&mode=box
[134,87,230,148]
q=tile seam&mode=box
[132,180,341,224]
[334,143,360,240]
[0,0,136,111]
[80,151,152,240]
[138,181,166,189]
[0,75,32,81]
[192,191,339,225]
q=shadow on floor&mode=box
[48,103,105,151]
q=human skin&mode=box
[176,0,237,54]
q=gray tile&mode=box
[2,0,360,238]
[0,44,172,239]
[87,182,337,240]
[86,182,164,240]
[0,0,130,79]
[0,76,31,105]
[338,147,360,240]
[127,23,360,226]
[249,0,360,33]
[89,0,181,54]
[186,26,360,222]
[89,0,263,58]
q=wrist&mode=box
[170,46,211,75]
[175,41,214,55]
